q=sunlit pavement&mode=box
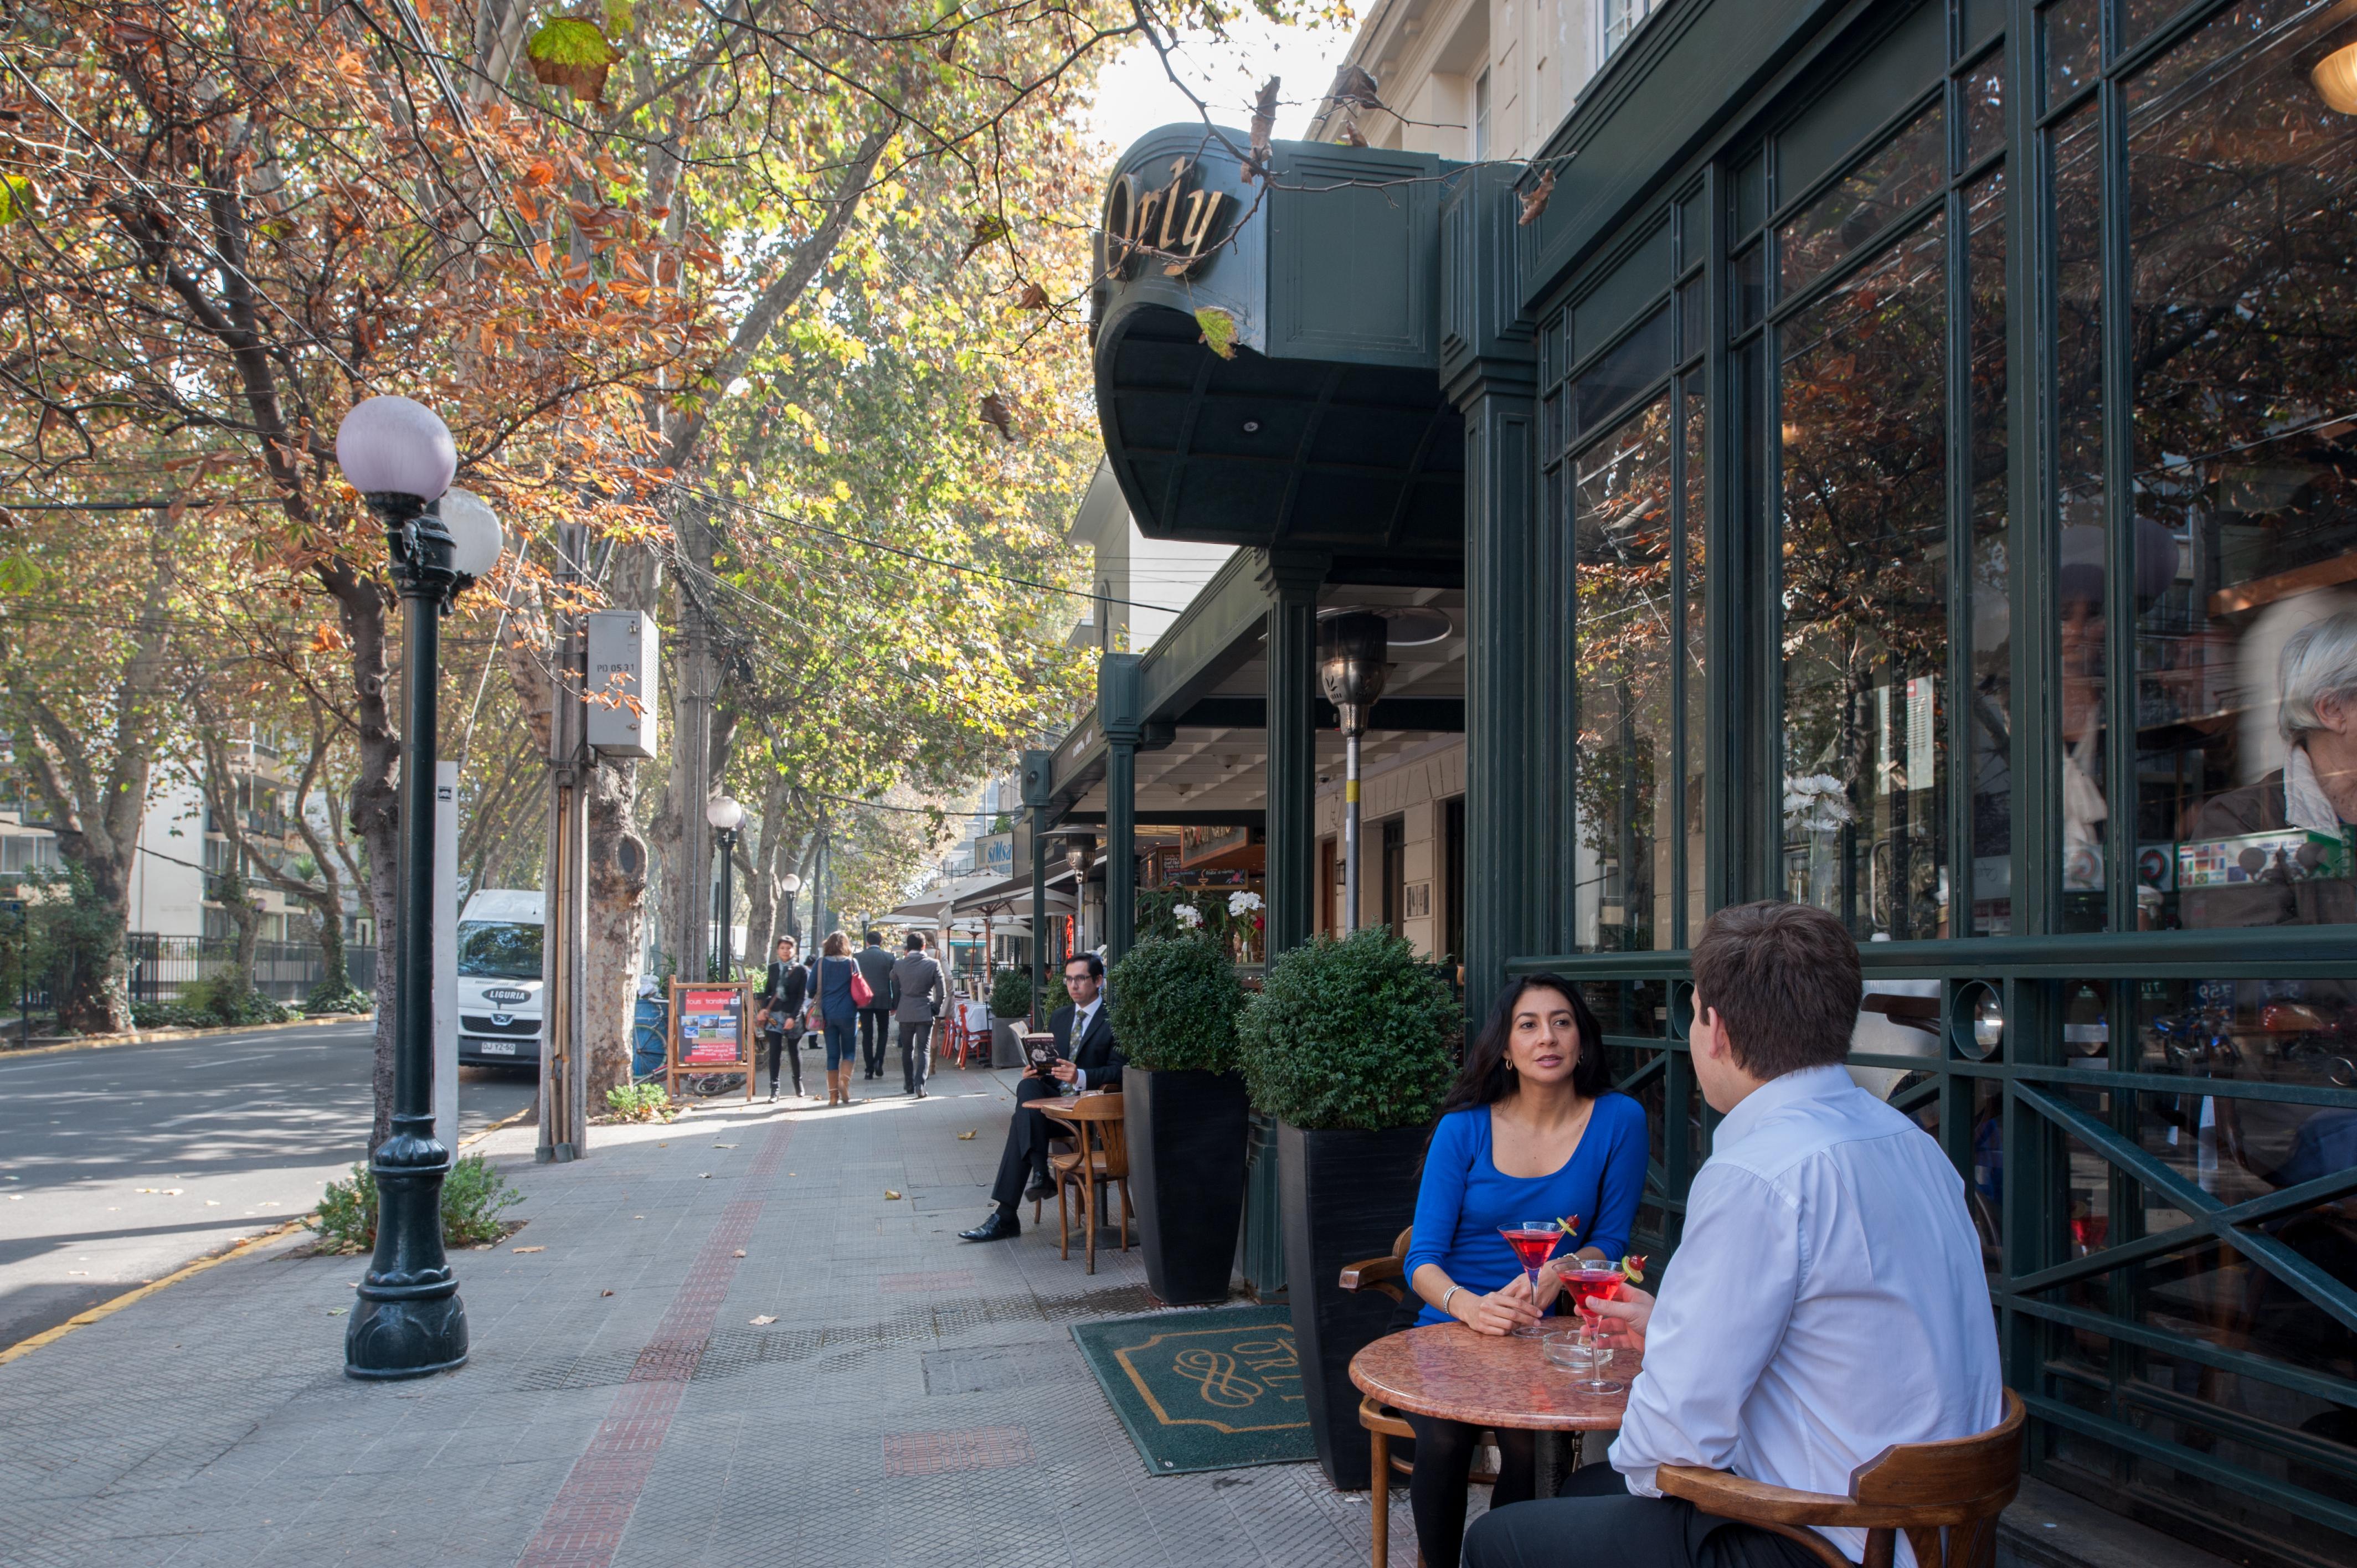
[0,1057,1417,1568]
[0,1021,536,1347]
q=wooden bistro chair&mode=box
[1032,1095,1133,1274]
[1657,1390,2027,1568]
[1337,1225,1499,1568]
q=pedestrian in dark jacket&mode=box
[756,936,809,1100]
[854,930,897,1080]
[889,933,949,1097]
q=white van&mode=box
[457,889,544,1068]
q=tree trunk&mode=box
[585,760,647,1096]
[218,871,262,1000]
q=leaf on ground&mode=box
[884,1189,903,1200]
[732,1249,747,1258]
[699,1173,712,1179]
[601,1289,615,1297]
[958,1130,977,1140]
[326,1307,346,1315]
[512,1245,545,1253]
[713,1143,735,1148]
[750,1314,777,1325]
[1196,307,1238,360]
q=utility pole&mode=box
[538,522,591,1163]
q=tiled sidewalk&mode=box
[0,1062,1422,1567]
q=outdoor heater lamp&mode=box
[2316,42,2357,114]
[708,794,746,977]
[779,870,804,950]
[1319,612,1390,935]
[332,393,502,1381]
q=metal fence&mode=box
[126,934,375,1005]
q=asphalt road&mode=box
[0,1020,538,1347]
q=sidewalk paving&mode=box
[0,1060,1413,1568]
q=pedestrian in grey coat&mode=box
[889,933,949,1097]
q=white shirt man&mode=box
[1465,901,2003,1568]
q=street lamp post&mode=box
[780,871,804,951]
[1319,613,1390,935]
[707,794,745,979]
[334,395,501,1380]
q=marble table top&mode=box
[1349,1323,1639,1431]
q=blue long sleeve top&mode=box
[818,955,859,1018]
[1403,1093,1650,1327]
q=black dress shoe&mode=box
[959,1211,1020,1242]
[1024,1177,1055,1203]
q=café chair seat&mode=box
[1340,1225,1499,1568]
[1656,1389,2026,1568]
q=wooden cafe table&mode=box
[1350,1323,1638,1502]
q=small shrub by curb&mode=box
[1108,933,1244,1074]
[603,1081,675,1122]
[307,1153,524,1254]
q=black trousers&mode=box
[988,1074,1064,1211]
[898,1020,933,1094]
[1464,1463,1831,1568]
[859,1008,890,1075]
[1403,1413,1538,1568]
[763,1030,800,1096]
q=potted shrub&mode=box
[1237,926,1455,1492]
[987,966,1032,1067]
[1108,934,1248,1306]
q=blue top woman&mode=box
[1397,973,1647,1568]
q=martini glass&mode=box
[1497,1220,1563,1338]
[1562,1258,1628,1392]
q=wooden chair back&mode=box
[1336,1225,1414,1302]
[1658,1390,2027,1568]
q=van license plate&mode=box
[480,1040,516,1055]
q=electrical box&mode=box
[585,610,658,758]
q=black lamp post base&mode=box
[344,1292,469,1380]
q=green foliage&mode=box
[1108,935,1242,1074]
[308,1154,522,1253]
[989,964,1032,1020]
[303,979,373,1015]
[130,976,297,1030]
[1237,927,1457,1131]
[605,1081,676,1122]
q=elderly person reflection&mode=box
[2186,610,2357,929]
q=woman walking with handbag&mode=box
[815,931,866,1105]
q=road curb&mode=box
[0,1219,310,1367]
[0,1013,375,1060]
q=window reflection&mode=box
[2053,95,2108,930]
[1574,396,1677,952]
[1968,169,2011,934]
[1779,216,1950,939]
[1778,101,1946,297]
[2126,1,2357,932]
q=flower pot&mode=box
[1126,1066,1249,1306]
[990,1018,1025,1068]
[1277,1118,1428,1492]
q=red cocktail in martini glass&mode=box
[1497,1221,1563,1337]
[1563,1260,1627,1392]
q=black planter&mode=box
[1277,1118,1428,1491]
[1126,1067,1249,1306]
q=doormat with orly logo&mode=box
[1069,1305,1312,1474]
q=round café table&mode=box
[1349,1321,1637,1555]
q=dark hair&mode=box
[1064,951,1105,981]
[863,929,882,946]
[904,932,923,951]
[1437,974,1609,1119]
[774,936,794,953]
[1691,900,1861,1079]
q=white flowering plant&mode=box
[1227,889,1263,917]
[1172,902,1205,930]
[1783,773,1855,832]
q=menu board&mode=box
[667,978,754,1100]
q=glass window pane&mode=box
[2051,96,2108,931]
[1964,45,2008,167]
[1732,241,1766,332]
[1677,276,1705,365]
[2044,0,2103,111]
[1682,381,1708,946]
[1779,216,1950,940]
[1968,169,2013,936]
[2128,2,2357,934]
[1571,303,1673,441]
[1778,101,1946,297]
[1574,396,1678,952]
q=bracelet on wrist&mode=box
[1440,1284,1465,1318]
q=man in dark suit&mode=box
[960,952,1122,1242]
[853,930,897,1080]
